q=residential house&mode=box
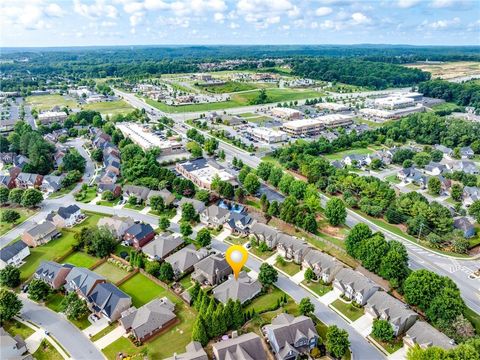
[224,211,254,236]
[436,175,452,195]
[104,160,121,176]
[14,173,43,189]
[403,321,455,350]
[123,185,150,204]
[191,253,232,286]
[47,205,84,228]
[97,183,122,198]
[9,166,21,179]
[123,223,155,249]
[147,189,175,206]
[342,154,368,168]
[65,267,106,299]
[0,241,30,269]
[463,186,480,206]
[424,162,446,176]
[200,204,230,227]
[176,197,206,214]
[22,221,60,247]
[13,155,29,169]
[276,235,311,264]
[265,313,319,360]
[41,175,64,193]
[54,149,66,169]
[434,145,453,159]
[87,282,132,322]
[0,327,28,359]
[100,171,117,185]
[164,341,207,360]
[142,233,184,261]
[302,250,343,283]
[0,152,15,165]
[460,146,474,159]
[120,297,176,342]
[365,291,418,336]
[0,175,15,189]
[397,167,427,188]
[212,271,261,304]
[249,222,282,249]
[453,160,479,175]
[34,261,73,289]
[212,332,267,360]
[165,244,209,279]
[453,217,476,239]
[98,216,135,239]
[333,268,380,305]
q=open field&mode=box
[26,94,77,111]
[82,100,133,115]
[0,207,37,236]
[404,61,480,80]
[197,81,258,93]
[103,273,196,359]
[323,147,374,161]
[62,251,98,268]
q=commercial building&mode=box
[271,107,303,120]
[176,158,236,190]
[282,114,353,136]
[359,105,425,121]
[316,102,350,112]
[372,96,415,110]
[251,127,288,143]
[116,122,183,155]
[38,111,68,125]
[318,114,354,128]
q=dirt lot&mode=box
[404,61,480,80]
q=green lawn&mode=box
[104,273,197,359]
[247,116,274,124]
[75,186,98,203]
[3,320,35,339]
[45,292,65,313]
[302,280,333,297]
[323,148,374,161]
[245,286,288,314]
[90,323,118,342]
[178,275,193,290]
[96,198,120,207]
[331,299,364,322]
[431,102,463,113]
[94,262,128,283]
[274,259,301,276]
[197,81,258,93]
[465,307,480,333]
[355,118,385,129]
[124,203,145,211]
[62,251,98,268]
[82,100,133,115]
[0,207,37,236]
[238,112,257,117]
[114,244,132,258]
[49,184,76,198]
[385,175,401,184]
[249,245,275,260]
[26,94,77,111]
[371,335,404,354]
[33,339,63,360]
[226,236,249,245]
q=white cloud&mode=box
[229,22,239,29]
[315,7,333,17]
[214,12,225,23]
[74,0,118,19]
[430,0,455,8]
[351,12,371,25]
[45,4,64,17]
[429,17,460,29]
[0,0,62,30]
[397,0,421,8]
[236,0,294,29]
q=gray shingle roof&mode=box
[57,205,81,219]
[165,244,209,275]
[0,240,28,262]
[365,292,417,327]
[212,332,267,360]
[164,341,207,360]
[142,233,184,259]
[404,321,455,349]
[334,268,379,295]
[213,272,261,304]
[24,221,58,241]
[88,282,131,319]
[35,261,72,283]
[65,267,105,297]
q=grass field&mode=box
[302,280,333,297]
[123,203,145,211]
[145,88,323,113]
[62,251,98,268]
[274,258,301,276]
[104,273,197,359]
[82,100,133,115]
[385,175,401,184]
[244,286,288,314]
[33,339,64,360]
[331,299,364,322]
[371,335,404,354]
[431,102,464,113]
[76,186,98,203]
[3,320,35,339]
[405,61,480,80]
[94,262,128,283]
[26,94,77,111]
[197,81,258,93]
[0,207,36,236]
[96,198,120,207]
[323,147,374,161]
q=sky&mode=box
[0,0,479,47]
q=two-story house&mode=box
[333,268,379,305]
[191,253,232,286]
[34,261,73,289]
[302,250,343,284]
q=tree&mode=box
[180,221,193,238]
[196,228,212,247]
[192,316,209,346]
[0,289,22,323]
[326,325,350,359]
[89,227,117,258]
[243,173,260,195]
[145,261,161,277]
[325,198,346,226]
[128,195,138,206]
[218,181,234,199]
[186,141,203,158]
[468,200,480,223]
[0,186,9,204]
[235,187,246,203]
[379,242,410,288]
[257,162,273,181]
[61,292,89,320]
[258,263,278,289]
[345,223,372,257]
[159,216,170,231]
[299,297,315,315]
[304,268,315,282]
[413,152,431,168]
[451,184,463,202]
[101,190,115,201]
[232,300,244,329]
[149,196,165,213]
[303,214,318,233]
[428,177,441,195]
[91,148,103,162]
[372,319,394,342]
[426,287,465,326]
[0,265,21,288]
[181,203,197,222]
[0,209,20,224]
[61,170,82,187]
[21,189,43,208]
[159,262,174,282]
[62,149,86,172]
[356,233,389,273]
[203,138,218,155]
[8,188,24,204]
[28,279,51,301]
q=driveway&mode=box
[83,316,109,337]
[215,228,231,242]
[319,289,340,305]
[93,326,126,350]
[351,314,374,337]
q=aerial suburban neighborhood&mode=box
[0,1,479,360]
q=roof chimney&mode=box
[231,331,238,339]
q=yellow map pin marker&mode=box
[225,245,248,280]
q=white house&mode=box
[0,241,30,269]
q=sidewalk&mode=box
[25,329,44,353]
[93,326,126,350]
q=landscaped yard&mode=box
[104,273,197,359]
[249,245,275,260]
[370,335,404,354]
[94,262,128,283]
[44,292,91,329]
[178,274,193,290]
[26,94,77,111]
[385,175,401,184]
[32,339,64,360]
[90,323,118,342]
[75,186,98,203]
[0,207,37,236]
[274,258,301,276]
[302,280,333,297]
[225,236,249,246]
[331,299,364,322]
[62,251,98,268]
[3,320,35,340]
[124,203,146,211]
[82,100,133,115]
[96,198,120,207]
[245,286,289,314]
